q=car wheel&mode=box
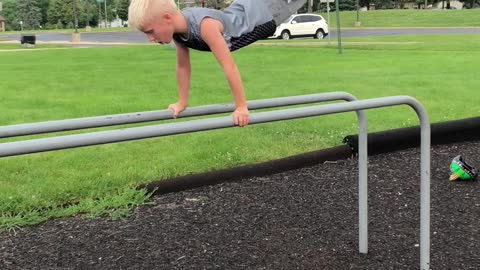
[281,30,291,40]
[314,29,325,39]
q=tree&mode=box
[37,0,50,26]
[81,0,99,27]
[17,0,42,30]
[47,0,65,27]
[0,0,18,30]
[114,0,129,23]
[458,0,480,8]
[47,0,99,29]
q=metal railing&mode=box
[0,94,429,269]
[0,92,363,138]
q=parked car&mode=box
[271,14,329,40]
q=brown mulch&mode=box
[1,141,480,269]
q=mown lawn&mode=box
[0,34,479,230]
[322,9,480,28]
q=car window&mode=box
[309,16,322,22]
[293,16,306,23]
[302,16,313,23]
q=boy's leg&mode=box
[229,20,277,52]
[265,0,307,26]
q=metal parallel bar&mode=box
[0,91,369,254]
[357,107,368,254]
[416,102,431,270]
[0,92,360,138]
[0,91,369,252]
[0,96,429,269]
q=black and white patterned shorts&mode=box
[229,20,277,52]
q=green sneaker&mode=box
[449,155,478,181]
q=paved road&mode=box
[2,28,480,43]
[2,31,147,43]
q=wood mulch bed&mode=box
[1,141,479,269]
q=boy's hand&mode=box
[233,107,249,127]
[168,103,187,118]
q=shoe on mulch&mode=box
[449,155,478,181]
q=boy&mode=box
[128,0,306,127]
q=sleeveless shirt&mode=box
[173,0,276,52]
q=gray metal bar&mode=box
[358,106,368,254]
[0,92,359,138]
[0,91,369,255]
[0,96,428,269]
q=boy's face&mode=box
[142,13,175,44]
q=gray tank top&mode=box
[173,0,274,52]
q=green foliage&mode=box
[47,0,99,29]
[459,0,480,8]
[81,0,100,27]
[47,0,65,27]
[116,0,130,22]
[0,0,18,31]
[0,187,151,231]
[17,0,42,30]
[37,0,50,26]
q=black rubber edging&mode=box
[140,116,480,196]
[343,116,480,155]
[139,145,353,195]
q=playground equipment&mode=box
[0,93,430,269]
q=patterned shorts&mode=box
[229,20,277,52]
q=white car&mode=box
[271,14,329,40]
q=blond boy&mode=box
[129,0,306,126]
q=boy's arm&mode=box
[170,41,191,118]
[200,18,249,127]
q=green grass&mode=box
[321,9,480,28]
[1,34,479,231]
[0,43,71,50]
[0,44,25,50]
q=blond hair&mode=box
[128,0,178,31]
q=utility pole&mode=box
[335,0,342,54]
[356,0,360,26]
[72,0,81,42]
[104,0,108,28]
[73,0,78,33]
